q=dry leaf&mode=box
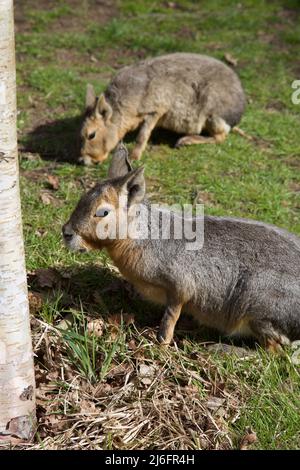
[44,414,68,432]
[5,416,35,440]
[107,313,135,326]
[184,384,199,394]
[46,174,59,190]
[206,396,225,411]
[87,318,104,337]
[35,268,62,288]
[20,385,34,401]
[240,428,257,450]
[107,362,134,380]
[28,291,43,313]
[79,399,97,414]
[224,52,238,67]
[57,313,74,331]
[93,383,112,398]
[138,364,158,385]
[40,190,61,206]
[128,339,137,350]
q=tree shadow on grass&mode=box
[23,114,83,163]
[23,114,182,164]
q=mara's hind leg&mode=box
[249,319,290,353]
[175,116,230,148]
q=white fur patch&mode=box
[64,233,86,252]
[222,121,231,135]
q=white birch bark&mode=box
[0,0,36,440]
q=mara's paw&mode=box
[175,135,195,148]
[157,330,171,347]
[175,135,216,147]
[266,334,290,354]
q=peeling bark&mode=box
[0,0,36,441]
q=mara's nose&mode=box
[78,154,93,166]
[62,223,74,242]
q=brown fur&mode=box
[107,239,169,307]
[79,53,246,164]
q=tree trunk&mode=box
[0,0,36,441]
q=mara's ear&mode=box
[118,166,145,206]
[108,142,132,179]
[85,83,96,109]
[96,94,113,122]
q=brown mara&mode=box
[79,53,246,165]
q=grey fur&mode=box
[63,145,300,348]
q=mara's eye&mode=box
[95,207,110,218]
[88,131,96,140]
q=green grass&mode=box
[16,0,300,450]
[212,347,300,449]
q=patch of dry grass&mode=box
[27,314,241,450]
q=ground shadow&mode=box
[29,263,163,327]
[126,127,181,148]
[29,263,257,349]
[23,115,183,164]
[23,114,83,163]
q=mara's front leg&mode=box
[131,113,161,160]
[157,301,183,345]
